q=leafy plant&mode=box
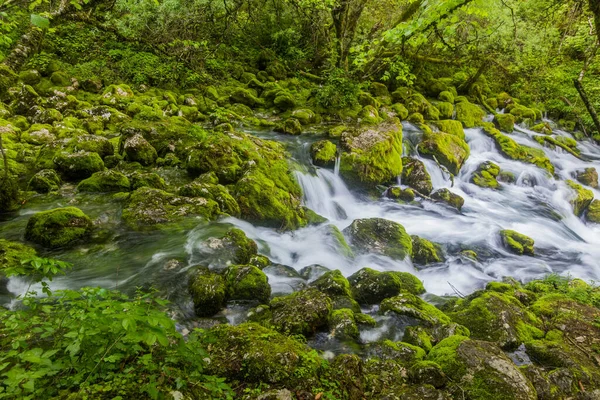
[0,288,234,399]
[314,69,361,110]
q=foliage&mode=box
[0,288,234,399]
[314,69,361,110]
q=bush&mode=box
[0,288,233,399]
[314,69,361,110]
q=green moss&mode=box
[438,91,454,103]
[366,340,426,364]
[129,172,166,190]
[310,269,352,298]
[509,104,537,122]
[122,134,158,166]
[456,101,485,128]
[343,218,413,260]
[77,170,130,192]
[401,157,433,195]
[0,175,20,213]
[500,229,535,256]
[188,266,227,317]
[431,119,465,140]
[274,117,302,135]
[68,135,114,158]
[391,103,409,120]
[310,140,337,167]
[481,123,554,173]
[224,264,270,303]
[436,102,454,119]
[381,293,451,325]
[531,122,552,134]
[122,187,221,231]
[447,291,543,350]
[494,113,516,132]
[178,182,240,216]
[196,322,324,386]
[339,120,403,186]
[28,169,61,193]
[268,288,332,335]
[328,124,348,137]
[355,312,377,327]
[586,199,600,223]
[427,335,470,377]
[431,188,464,211]
[359,105,381,125]
[25,207,92,248]
[273,92,296,111]
[407,112,425,124]
[348,267,425,304]
[419,126,470,175]
[472,161,501,189]
[325,225,354,258]
[411,236,443,265]
[328,308,359,340]
[54,151,105,180]
[291,108,317,125]
[0,239,37,271]
[566,180,594,216]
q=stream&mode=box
[3,120,600,319]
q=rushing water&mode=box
[3,120,600,310]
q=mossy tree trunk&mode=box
[331,0,368,71]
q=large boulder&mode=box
[566,180,594,217]
[54,151,105,180]
[310,140,337,167]
[445,291,543,350]
[343,218,413,260]
[249,288,332,336]
[419,126,470,175]
[202,228,258,266]
[188,266,227,317]
[428,337,537,400]
[123,134,158,166]
[223,264,270,303]
[339,119,403,186]
[77,170,130,192]
[348,268,425,304]
[25,207,92,248]
[122,187,220,231]
[455,101,485,128]
[28,169,61,193]
[401,157,433,195]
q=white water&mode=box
[6,121,600,302]
[217,123,600,296]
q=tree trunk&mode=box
[331,0,367,71]
[574,79,600,136]
[589,0,600,44]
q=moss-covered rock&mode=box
[431,189,464,211]
[224,264,270,303]
[178,182,240,216]
[509,104,537,123]
[456,101,485,128]
[273,92,296,111]
[25,207,92,248]
[68,135,114,158]
[380,293,452,326]
[432,119,465,140]
[585,199,600,223]
[391,103,409,120]
[359,105,381,125]
[122,187,221,231]
[419,125,469,175]
[28,169,61,193]
[0,175,19,213]
[445,291,543,350]
[494,113,516,132]
[576,167,598,188]
[365,340,426,365]
[339,119,403,186]
[482,123,554,174]
[566,180,594,217]
[196,323,323,387]
[309,269,352,298]
[291,109,317,125]
[229,88,263,108]
[186,130,306,229]
[129,172,166,190]
[310,140,337,167]
[122,134,157,166]
[532,122,552,134]
[348,268,425,304]
[401,157,433,195]
[77,170,130,192]
[438,91,454,103]
[428,337,537,400]
[411,236,443,265]
[54,151,105,180]
[207,228,258,265]
[0,239,37,271]
[267,288,332,335]
[409,361,447,388]
[274,118,302,135]
[500,229,535,256]
[387,186,416,202]
[328,308,359,340]
[343,218,413,260]
[471,161,500,189]
[188,266,227,317]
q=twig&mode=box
[448,281,465,298]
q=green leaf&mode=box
[30,14,49,29]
